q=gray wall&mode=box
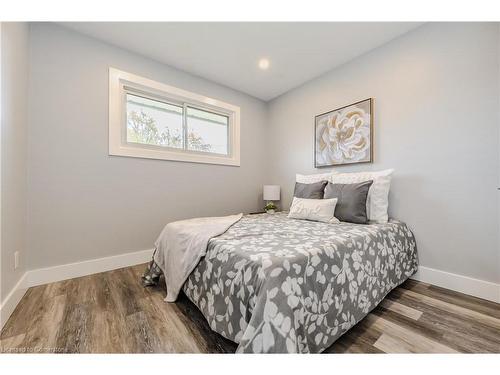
[267,23,500,283]
[1,22,29,302]
[27,23,268,269]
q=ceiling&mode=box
[60,22,423,101]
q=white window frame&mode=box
[109,67,240,166]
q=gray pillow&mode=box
[294,180,328,199]
[324,180,373,224]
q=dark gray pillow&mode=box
[324,180,373,224]
[294,181,328,199]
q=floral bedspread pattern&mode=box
[180,212,418,353]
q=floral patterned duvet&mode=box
[143,213,418,353]
[175,212,418,353]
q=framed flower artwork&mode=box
[314,98,373,167]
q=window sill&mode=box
[109,143,240,166]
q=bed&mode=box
[147,211,418,353]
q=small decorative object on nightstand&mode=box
[263,185,280,214]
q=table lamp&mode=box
[263,185,280,213]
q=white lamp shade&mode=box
[263,185,280,201]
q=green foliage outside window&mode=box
[127,110,212,152]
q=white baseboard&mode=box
[0,273,28,330]
[411,266,500,303]
[24,248,154,288]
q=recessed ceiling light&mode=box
[258,58,270,70]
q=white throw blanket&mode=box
[153,213,243,302]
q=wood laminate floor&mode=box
[1,264,499,353]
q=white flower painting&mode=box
[315,98,372,167]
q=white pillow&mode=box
[296,171,337,184]
[288,197,340,224]
[329,169,394,223]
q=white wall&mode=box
[27,23,268,270]
[1,22,29,303]
[267,23,500,284]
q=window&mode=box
[109,68,240,166]
[126,94,184,150]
